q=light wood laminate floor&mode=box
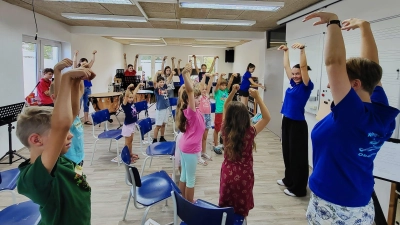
[0,108,312,225]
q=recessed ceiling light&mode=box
[45,0,132,4]
[179,1,284,11]
[192,45,227,48]
[61,13,147,22]
[195,39,241,42]
[112,37,161,41]
[181,18,255,26]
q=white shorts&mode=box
[155,108,169,126]
[121,123,136,137]
[174,132,184,167]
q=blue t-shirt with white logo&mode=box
[281,79,314,121]
[122,102,138,125]
[155,84,170,110]
[310,86,399,207]
[64,116,84,164]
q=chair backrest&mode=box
[91,109,110,126]
[169,97,178,107]
[121,146,142,187]
[134,101,148,114]
[0,168,20,190]
[137,118,152,138]
[171,191,235,225]
[211,102,216,113]
[0,200,41,225]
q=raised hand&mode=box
[192,55,196,58]
[303,12,339,26]
[74,50,79,55]
[178,59,182,63]
[221,73,226,77]
[342,18,368,31]
[249,89,260,98]
[232,84,240,92]
[233,73,238,77]
[171,57,176,60]
[124,53,127,59]
[135,54,139,58]
[277,45,288,51]
[92,50,97,54]
[163,56,168,61]
[215,56,219,59]
[292,43,305,49]
[205,73,211,77]
[128,83,134,89]
[65,67,93,80]
[182,63,192,75]
[55,58,73,71]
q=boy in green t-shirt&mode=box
[213,73,234,154]
[16,58,95,225]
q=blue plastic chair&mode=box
[0,200,41,225]
[134,100,155,125]
[121,146,180,225]
[0,168,19,204]
[90,109,123,166]
[136,118,176,180]
[169,97,179,137]
[171,190,246,225]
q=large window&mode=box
[22,36,61,97]
[188,55,218,74]
[138,55,165,80]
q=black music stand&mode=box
[0,102,26,164]
[123,75,141,90]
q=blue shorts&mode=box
[203,114,212,129]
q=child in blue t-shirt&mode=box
[152,75,171,143]
[120,83,143,163]
[238,63,265,107]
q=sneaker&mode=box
[152,138,157,144]
[159,137,167,142]
[111,155,121,163]
[201,153,212,161]
[213,146,222,155]
[198,157,208,166]
[284,189,297,197]
[277,179,286,186]
[218,144,224,150]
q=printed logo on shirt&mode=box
[131,105,138,118]
[74,173,91,191]
[358,132,383,158]
[158,88,168,99]
[220,92,228,102]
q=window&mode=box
[188,55,218,74]
[137,55,166,80]
[22,36,61,97]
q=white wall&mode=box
[233,39,267,100]
[123,45,233,74]
[285,0,400,219]
[71,35,124,116]
[0,0,71,158]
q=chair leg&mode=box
[141,206,152,225]
[122,191,132,221]
[149,157,153,168]
[140,156,151,177]
[11,190,16,204]
[90,140,99,165]
[172,156,176,183]
[116,140,120,166]
[108,139,112,152]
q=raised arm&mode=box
[171,57,176,74]
[215,73,223,91]
[206,73,215,94]
[278,45,292,80]
[43,63,94,173]
[152,71,159,84]
[207,56,219,73]
[73,50,79,69]
[124,53,128,70]
[161,56,167,75]
[177,59,182,75]
[292,43,310,85]
[123,84,134,105]
[182,63,195,111]
[342,19,380,86]
[227,73,236,90]
[88,50,97,68]
[250,89,271,135]
[223,84,239,120]
[71,80,83,117]
[193,55,200,74]
[304,12,350,104]
[134,54,139,70]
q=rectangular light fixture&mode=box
[181,18,255,26]
[112,37,161,41]
[192,45,228,48]
[61,13,147,22]
[195,39,241,42]
[179,0,284,11]
[45,0,132,4]
[130,44,166,47]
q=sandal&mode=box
[201,153,212,161]
[198,157,208,166]
[84,121,92,125]
[131,154,140,160]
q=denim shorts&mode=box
[80,87,91,112]
[203,114,212,129]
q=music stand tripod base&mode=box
[0,102,27,164]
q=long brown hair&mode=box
[222,101,255,161]
[177,90,189,132]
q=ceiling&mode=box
[104,37,250,47]
[5,0,320,32]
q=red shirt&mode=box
[124,69,136,76]
[37,78,53,105]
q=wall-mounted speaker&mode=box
[225,49,234,63]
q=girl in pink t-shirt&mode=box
[177,63,205,203]
[198,73,216,165]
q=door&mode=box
[22,36,39,97]
[40,40,61,75]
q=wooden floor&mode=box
[0,108,317,225]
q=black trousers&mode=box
[281,116,309,197]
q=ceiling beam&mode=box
[70,27,266,40]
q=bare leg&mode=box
[160,123,166,136]
[179,181,186,197]
[153,126,161,139]
[213,130,218,146]
[84,112,89,122]
[240,96,249,107]
[185,187,195,203]
[202,129,209,153]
